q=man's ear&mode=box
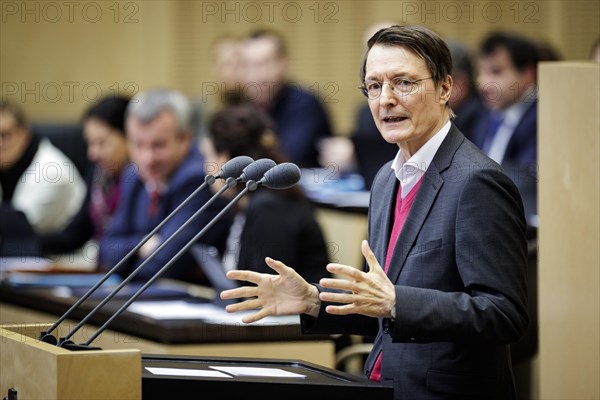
[439,75,453,104]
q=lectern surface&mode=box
[0,281,329,344]
[142,354,393,400]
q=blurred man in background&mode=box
[0,100,85,234]
[99,89,231,284]
[240,29,333,168]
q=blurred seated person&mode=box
[446,40,486,142]
[190,35,243,138]
[99,89,232,284]
[39,96,130,257]
[201,103,331,283]
[473,32,539,224]
[473,31,538,167]
[240,29,333,168]
[212,34,244,107]
[0,100,85,234]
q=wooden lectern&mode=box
[0,323,141,400]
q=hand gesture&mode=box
[319,240,396,318]
[220,257,321,323]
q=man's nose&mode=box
[379,82,398,105]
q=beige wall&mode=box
[1,0,599,134]
[538,61,600,399]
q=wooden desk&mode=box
[0,283,335,368]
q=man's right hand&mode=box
[220,257,321,323]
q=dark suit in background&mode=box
[267,83,333,168]
[100,145,231,284]
[470,99,538,223]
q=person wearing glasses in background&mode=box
[0,101,86,234]
[221,25,528,399]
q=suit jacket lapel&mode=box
[386,125,464,284]
[375,170,400,263]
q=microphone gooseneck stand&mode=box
[83,162,301,347]
[57,159,283,349]
[38,156,254,347]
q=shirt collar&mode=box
[391,120,451,198]
[145,181,168,195]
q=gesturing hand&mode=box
[220,257,321,324]
[319,240,396,318]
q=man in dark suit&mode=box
[221,25,528,399]
[240,29,333,168]
[99,89,231,284]
[472,32,539,224]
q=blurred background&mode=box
[2,0,598,134]
[1,2,599,399]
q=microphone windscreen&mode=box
[260,163,301,190]
[240,158,276,182]
[218,155,254,179]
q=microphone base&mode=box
[58,339,102,351]
[39,332,58,345]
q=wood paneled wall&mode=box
[1,0,599,134]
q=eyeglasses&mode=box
[359,76,433,99]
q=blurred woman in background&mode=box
[201,103,331,283]
[40,96,130,259]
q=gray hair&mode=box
[127,89,191,134]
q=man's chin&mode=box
[381,129,410,145]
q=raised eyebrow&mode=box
[392,74,418,81]
[363,75,380,82]
[364,72,416,81]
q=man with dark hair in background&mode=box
[473,32,539,227]
[240,29,333,168]
[474,32,538,168]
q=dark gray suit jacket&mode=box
[302,124,528,399]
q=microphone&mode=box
[206,155,254,184]
[238,158,276,182]
[40,155,254,346]
[259,162,302,189]
[80,162,299,347]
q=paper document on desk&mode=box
[145,367,231,378]
[127,301,300,325]
[210,366,306,378]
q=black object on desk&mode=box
[142,354,393,400]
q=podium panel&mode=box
[142,354,393,400]
[0,324,141,400]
